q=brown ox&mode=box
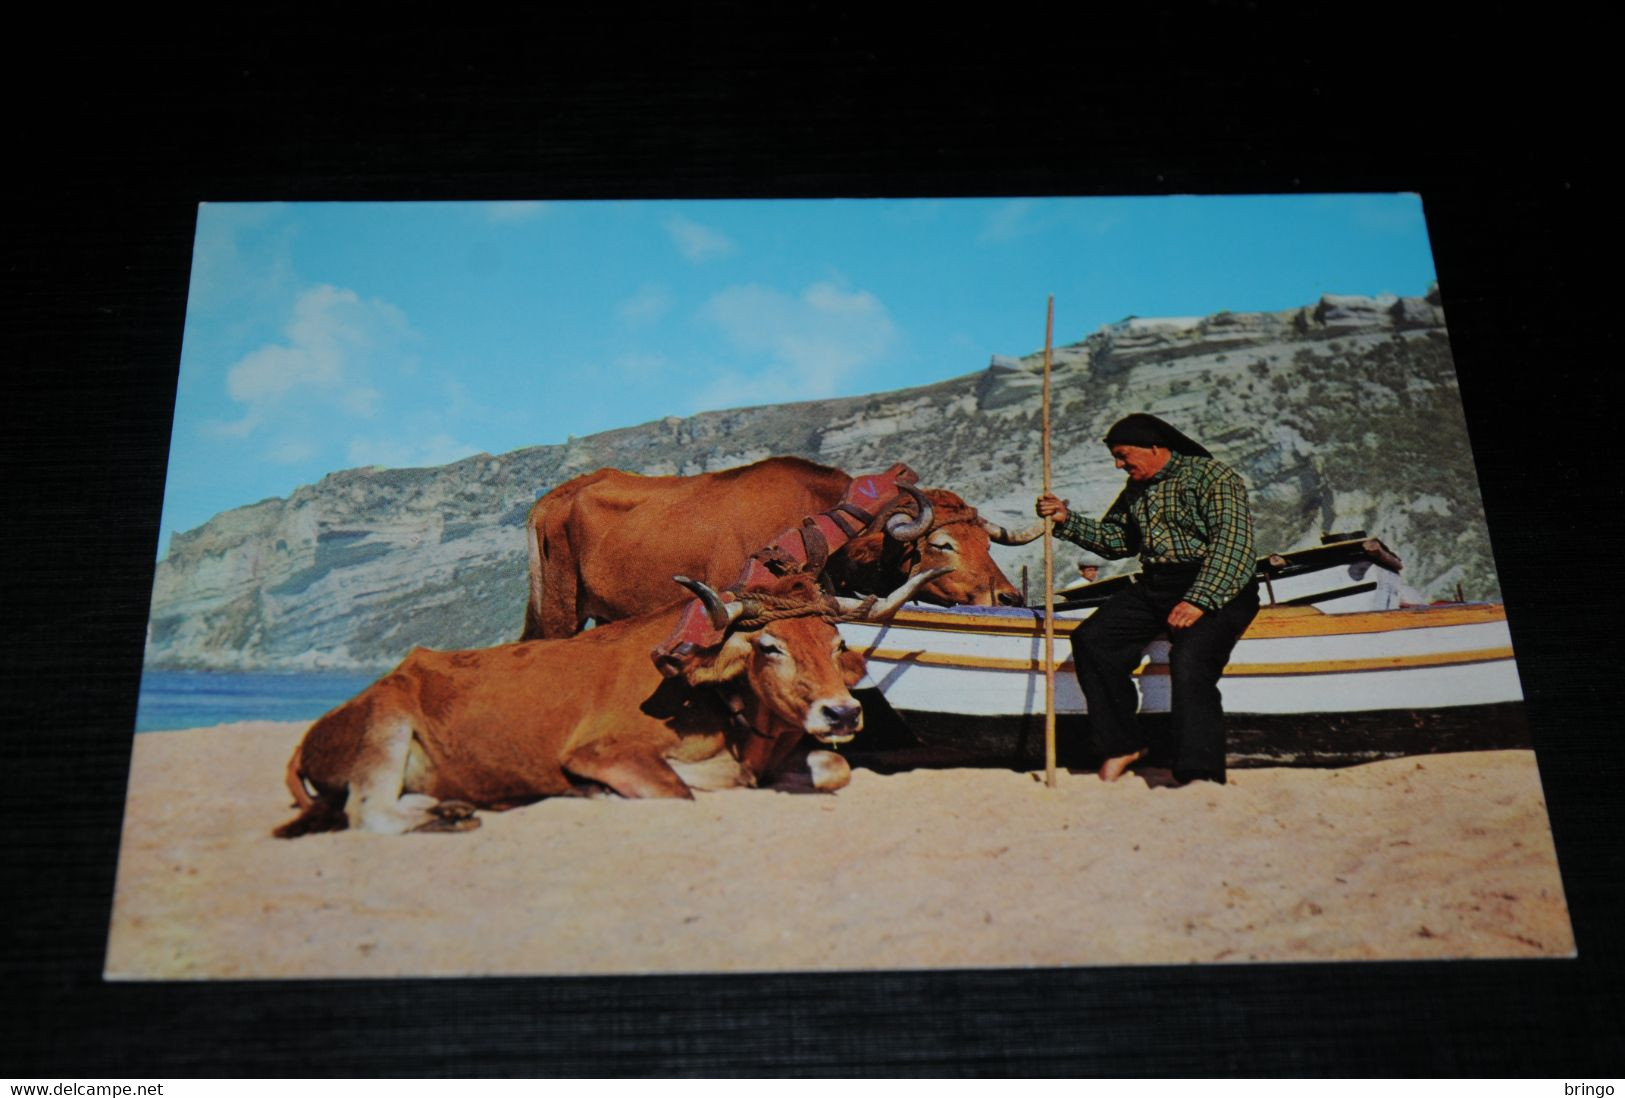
[520,456,1044,639]
[274,569,947,837]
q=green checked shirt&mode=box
[1055,452,1256,611]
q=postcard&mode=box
[104,195,1573,979]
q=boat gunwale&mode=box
[854,644,1518,678]
[852,601,1509,641]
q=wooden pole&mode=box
[1042,296,1057,788]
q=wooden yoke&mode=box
[651,463,920,678]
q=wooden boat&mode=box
[839,536,1529,769]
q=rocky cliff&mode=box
[147,288,1495,671]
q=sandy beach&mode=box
[104,722,1574,979]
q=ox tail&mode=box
[272,741,348,839]
[272,799,348,839]
[284,739,314,811]
[521,499,547,640]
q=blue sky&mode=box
[160,194,1438,556]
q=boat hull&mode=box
[849,696,1531,771]
[839,600,1528,768]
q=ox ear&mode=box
[836,529,887,566]
[679,632,753,687]
[838,646,867,688]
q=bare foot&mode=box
[1098,749,1145,782]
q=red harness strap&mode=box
[651,463,920,677]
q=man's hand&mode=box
[1035,493,1069,525]
[1167,601,1205,629]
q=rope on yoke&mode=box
[728,592,879,630]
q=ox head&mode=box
[834,486,1046,608]
[673,567,950,745]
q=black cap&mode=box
[1102,413,1211,458]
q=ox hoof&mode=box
[411,800,481,833]
[412,814,481,834]
[807,749,852,793]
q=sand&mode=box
[103,722,1575,979]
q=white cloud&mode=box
[268,438,317,465]
[693,280,898,408]
[485,201,550,224]
[1347,194,1426,235]
[979,199,1040,244]
[617,284,674,326]
[202,413,258,440]
[613,352,670,380]
[440,378,486,420]
[666,215,736,263]
[217,285,413,434]
[341,386,383,418]
[345,433,483,470]
[225,341,338,404]
[185,203,297,338]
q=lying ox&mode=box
[521,456,1044,639]
[274,568,948,838]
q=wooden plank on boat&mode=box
[875,601,1508,640]
[840,540,1527,769]
[856,643,1515,677]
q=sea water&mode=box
[135,669,381,733]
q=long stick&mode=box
[1042,296,1057,788]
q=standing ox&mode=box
[274,568,948,838]
[521,456,1045,639]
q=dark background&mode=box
[7,5,1618,1077]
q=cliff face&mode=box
[147,290,1494,671]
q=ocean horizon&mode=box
[135,668,382,733]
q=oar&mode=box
[1041,296,1057,788]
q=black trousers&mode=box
[1071,567,1260,782]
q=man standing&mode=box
[1036,413,1258,785]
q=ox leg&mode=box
[562,737,696,800]
[762,744,852,794]
[347,718,480,834]
[806,750,852,792]
[667,750,754,792]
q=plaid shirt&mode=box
[1056,452,1255,611]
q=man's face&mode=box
[1110,444,1171,482]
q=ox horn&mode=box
[833,566,954,621]
[883,484,934,541]
[979,516,1050,545]
[673,575,743,631]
